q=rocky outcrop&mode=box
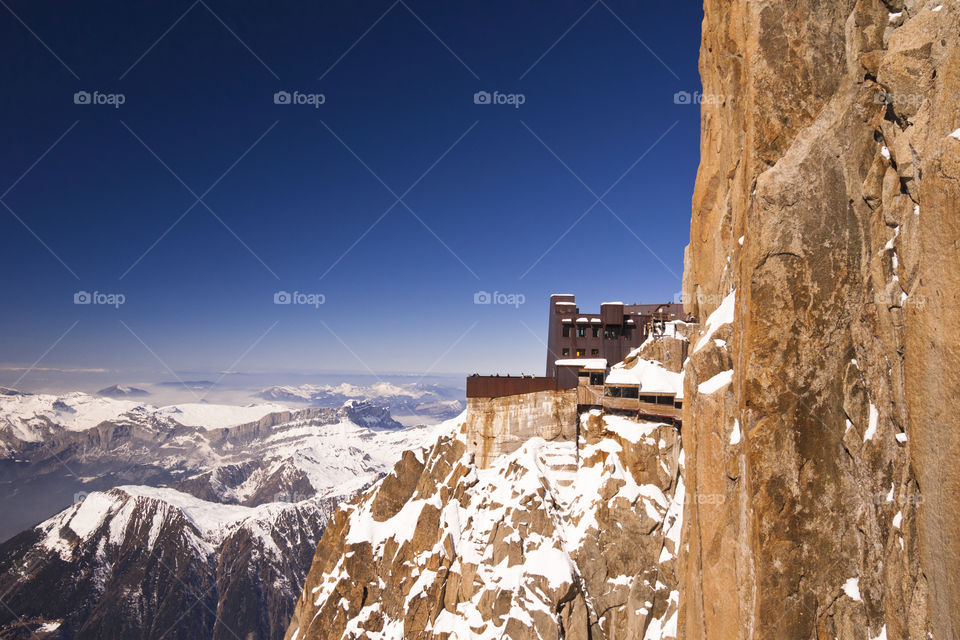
[285,413,684,639]
[633,329,694,374]
[0,487,344,640]
[462,390,577,468]
[680,1,960,638]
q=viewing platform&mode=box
[466,369,578,399]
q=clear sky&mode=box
[0,0,705,386]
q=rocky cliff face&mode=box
[462,390,578,468]
[680,0,960,638]
[285,413,684,639]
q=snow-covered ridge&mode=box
[257,381,464,425]
[261,381,433,401]
[38,485,311,560]
[33,412,462,561]
[289,410,684,639]
[1,390,459,638]
[0,390,291,442]
[154,402,291,428]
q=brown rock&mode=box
[681,1,959,638]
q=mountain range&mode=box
[0,388,455,639]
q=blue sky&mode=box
[0,0,704,385]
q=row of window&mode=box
[562,326,632,339]
[604,387,677,406]
[576,371,606,385]
[562,348,600,357]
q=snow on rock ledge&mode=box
[285,411,684,640]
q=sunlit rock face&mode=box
[462,390,578,468]
[285,412,684,640]
[681,0,960,638]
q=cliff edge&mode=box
[681,0,960,638]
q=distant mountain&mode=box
[0,388,455,639]
[96,384,150,398]
[0,486,344,640]
[258,381,464,423]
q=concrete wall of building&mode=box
[546,294,646,377]
[461,389,577,468]
[545,296,691,376]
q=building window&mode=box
[577,326,587,338]
[591,349,599,356]
[575,348,586,357]
[621,386,639,399]
[623,327,632,340]
[604,327,620,340]
[604,386,622,397]
[589,372,604,386]
[562,326,570,338]
[592,327,600,338]
[562,348,570,356]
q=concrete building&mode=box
[545,294,685,377]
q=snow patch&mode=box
[699,370,733,395]
[694,291,736,353]
[864,404,879,441]
[730,419,741,445]
[606,358,683,396]
[842,577,862,601]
